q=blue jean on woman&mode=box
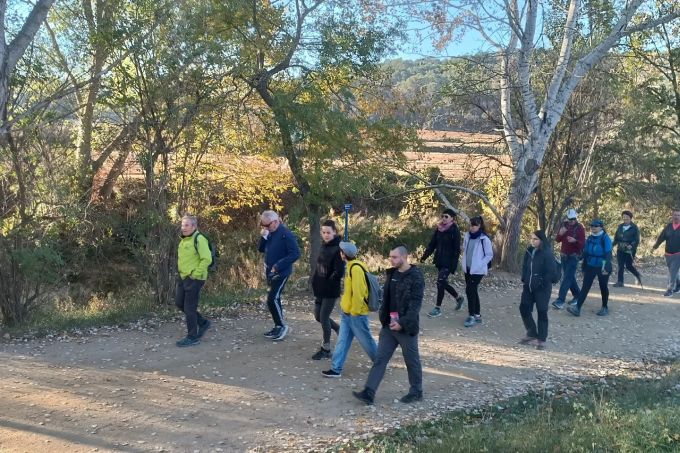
[330,312,377,374]
[556,254,580,303]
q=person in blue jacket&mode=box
[258,210,301,341]
[568,219,613,317]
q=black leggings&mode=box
[314,297,339,348]
[464,272,483,316]
[577,266,610,308]
[436,267,460,306]
[616,251,640,283]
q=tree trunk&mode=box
[307,202,321,283]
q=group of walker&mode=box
[172,206,680,404]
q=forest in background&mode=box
[0,0,678,327]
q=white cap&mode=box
[567,209,578,219]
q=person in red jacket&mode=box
[652,208,680,297]
[552,209,586,310]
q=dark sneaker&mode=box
[197,320,211,338]
[400,391,423,404]
[596,307,609,316]
[463,316,475,327]
[474,315,482,324]
[568,298,579,306]
[613,282,623,288]
[664,290,673,297]
[535,340,546,350]
[551,299,565,310]
[176,337,200,347]
[264,327,278,338]
[312,347,331,360]
[455,296,465,311]
[567,306,580,317]
[272,325,289,341]
[518,336,537,345]
[352,389,374,405]
[427,307,442,318]
[322,369,341,378]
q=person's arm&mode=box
[602,235,613,273]
[576,225,586,251]
[482,236,494,265]
[273,232,301,272]
[349,265,369,315]
[555,223,566,243]
[612,226,620,247]
[631,225,640,255]
[398,270,425,335]
[421,230,437,262]
[652,226,667,250]
[452,225,461,259]
[192,234,212,279]
[258,236,267,253]
[329,249,345,282]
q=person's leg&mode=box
[435,268,450,306]
[182,279,205,339]
[351,315,378,362]
[330,312,354,373]
[576,268,596,309]
[596,269,610,308]
[519,287,538,338]
[535,287,551,341]
[616,251,625,284]
[266,275,289,327]
[318,297,338,349]
[666,255,680,294]
[556,257,571,303]
[364,327,398,394]
[174,277,186,314]
[395,332,423,395]
[469,275,483,316]
[566,256,581,300]
[314,297,322,324]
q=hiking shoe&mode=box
[474,315,482,324]
[664,290,674,297]
[551,299,565,310]
[535,340,546,350]
[272,325,289,341]
[352,389,374,405]
[673,282,680,293]
[176,337,200,347]
[612,282,623,288]
[322,369,341,378]
[312,347,331,360]
[264,327,278,338]
[455,296,465,311]
[568,298,579,307]
[427,307,442,318]
[596,307,609,316]
[400,391,423,404]
[197,319,211,338]
[566,306,580,317]
[463,316,476,327]
[518,336,537,345]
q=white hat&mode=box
[567,209,578,219]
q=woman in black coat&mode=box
[612,210,642,288]
[310,220,344,360]
[518,230,555,350]
[421,208,464,318]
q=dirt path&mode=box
[1,265,679,452]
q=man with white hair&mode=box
[258,210,300,341]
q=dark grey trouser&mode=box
[314,297,339,348]
[365,327,422,396]
[666,254,680,292]
[519,284,551,341]
[175,277,207,339]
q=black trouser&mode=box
[577,266,610,309]
[267,275,289,327]
[435,267,460,306]
[519,284,551,341]
[365,327,422,396]
[616,251,640,284]
[314,297,339,348]
[464,272,483,316]
[175,277,207,339]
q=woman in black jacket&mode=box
[421,209,464,318]
[518,230,555,350]
[310,220,344,360]
[612,210,642,288]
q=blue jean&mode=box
[331,312,377,373]
[557,255,580,302]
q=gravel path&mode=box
[1,264,679,452]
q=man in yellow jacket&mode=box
[176,215,212,347]
[322,242,377,378]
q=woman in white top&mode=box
[460,216,494,327]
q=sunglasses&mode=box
[261,221,275,227]
[441,214,451,219]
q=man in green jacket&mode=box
[175,214,212,347]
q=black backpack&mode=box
[194,232,219,272]
[551,255,562,284]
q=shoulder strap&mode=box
[193,232,201,254]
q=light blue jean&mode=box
[331,312,377,373]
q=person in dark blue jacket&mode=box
[568,219,613,317]
[612,210,642,288]
[258,210,301,341]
